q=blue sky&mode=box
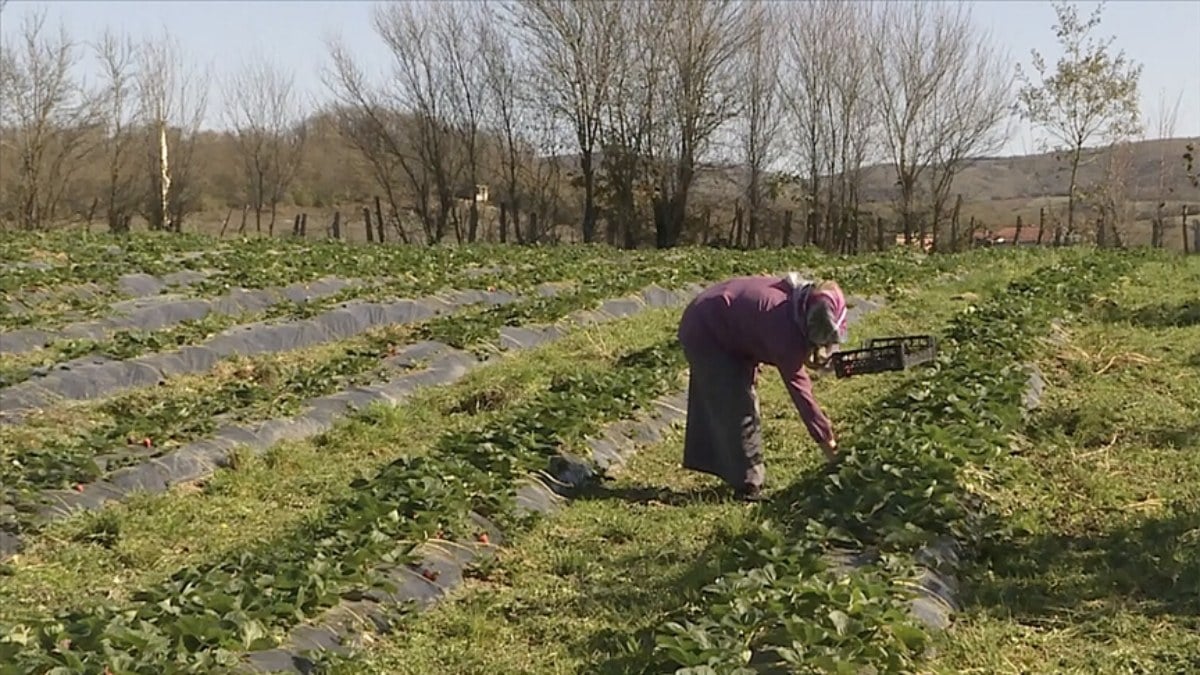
[3,0,1198,158]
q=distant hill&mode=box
[551,137,1200,206]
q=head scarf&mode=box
[785,273,848,346]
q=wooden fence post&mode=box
[1037,206,1046,245]
[331,211,341,240]
[218,207,234,238]
[292,214,301,237]
[1153,202,1164,248]
[950,194,963,252]
[363,207,374,243]
[1014,214,1023,248]
[300,213,307,238]
[1184,205,1192,255]
[374,196,386,243]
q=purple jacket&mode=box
[677,275,834,446]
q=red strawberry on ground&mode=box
[476,532,490,545]
[141,438,152,448]
[421,568,439,582]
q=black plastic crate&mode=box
[832,344,906,378]
[866,335,938,366]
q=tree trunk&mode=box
[363,206,374,243]
[1153,202,1164,248]
[375,196,386,243]
[499,202,508,244]
[1066,145,1083,239]
[1184,205,1192,255]
[580,150,597,243]
[950,196,963,253]
[782,210,793,248]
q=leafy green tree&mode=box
[1016,0,1142,243]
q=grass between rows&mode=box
[0,310,682,622]
[0,244,604,384]
[301,251,1055,674]
[929,255,1200,673]
[0,248,993,540]
[0,250,1004,672]
[0,263,680,532]
[0,317,696,672]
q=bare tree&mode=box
[599,0,666,249]
[479,3,528,243]
[136,28,210,232]
[1150,89,1182,247]
[736,0,784,249]
[522,103,569,243]
[780,1,836,248]
[436,5,487,242]
[869,1,975,247]
[1092,139,1135,247]
[223,54,308,236]
[323,40,414,244]
[1017,0,1142,243]
[92,28,141,233]
[372,2,463,244]
[511,0,622,243]
[820,1,877,252]
[922,14,1013,252]
[651,0,751,248]
[0,10,97,230]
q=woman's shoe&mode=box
[734,483,765,502]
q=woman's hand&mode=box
[821,438,839,464]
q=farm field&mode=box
[0,232,1196,674]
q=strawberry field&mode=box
[0,232,1197,674]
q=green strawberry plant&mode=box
[651,250,1140,672]
[0,342,688,674]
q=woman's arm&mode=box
[776,358,838,459]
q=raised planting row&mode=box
[0,282,707,563]
[0,275,364,359]
[930,255,1200,672]
[0,243,993,662]
[0,231,602,303]
[0,241,762,390]
[0,287,527,421]
[0,248,983,544]
[0,287,533,539]
[0,232,218,293]
[0,239,730,385]
[646,250,1142,673]
[0,239,881,423]
[0,237,543,333]
[0,230,219,265]
[236,290,886,673]
[0,267,221,332]
[0,309,709,673]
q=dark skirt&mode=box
[680,342,766,490]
